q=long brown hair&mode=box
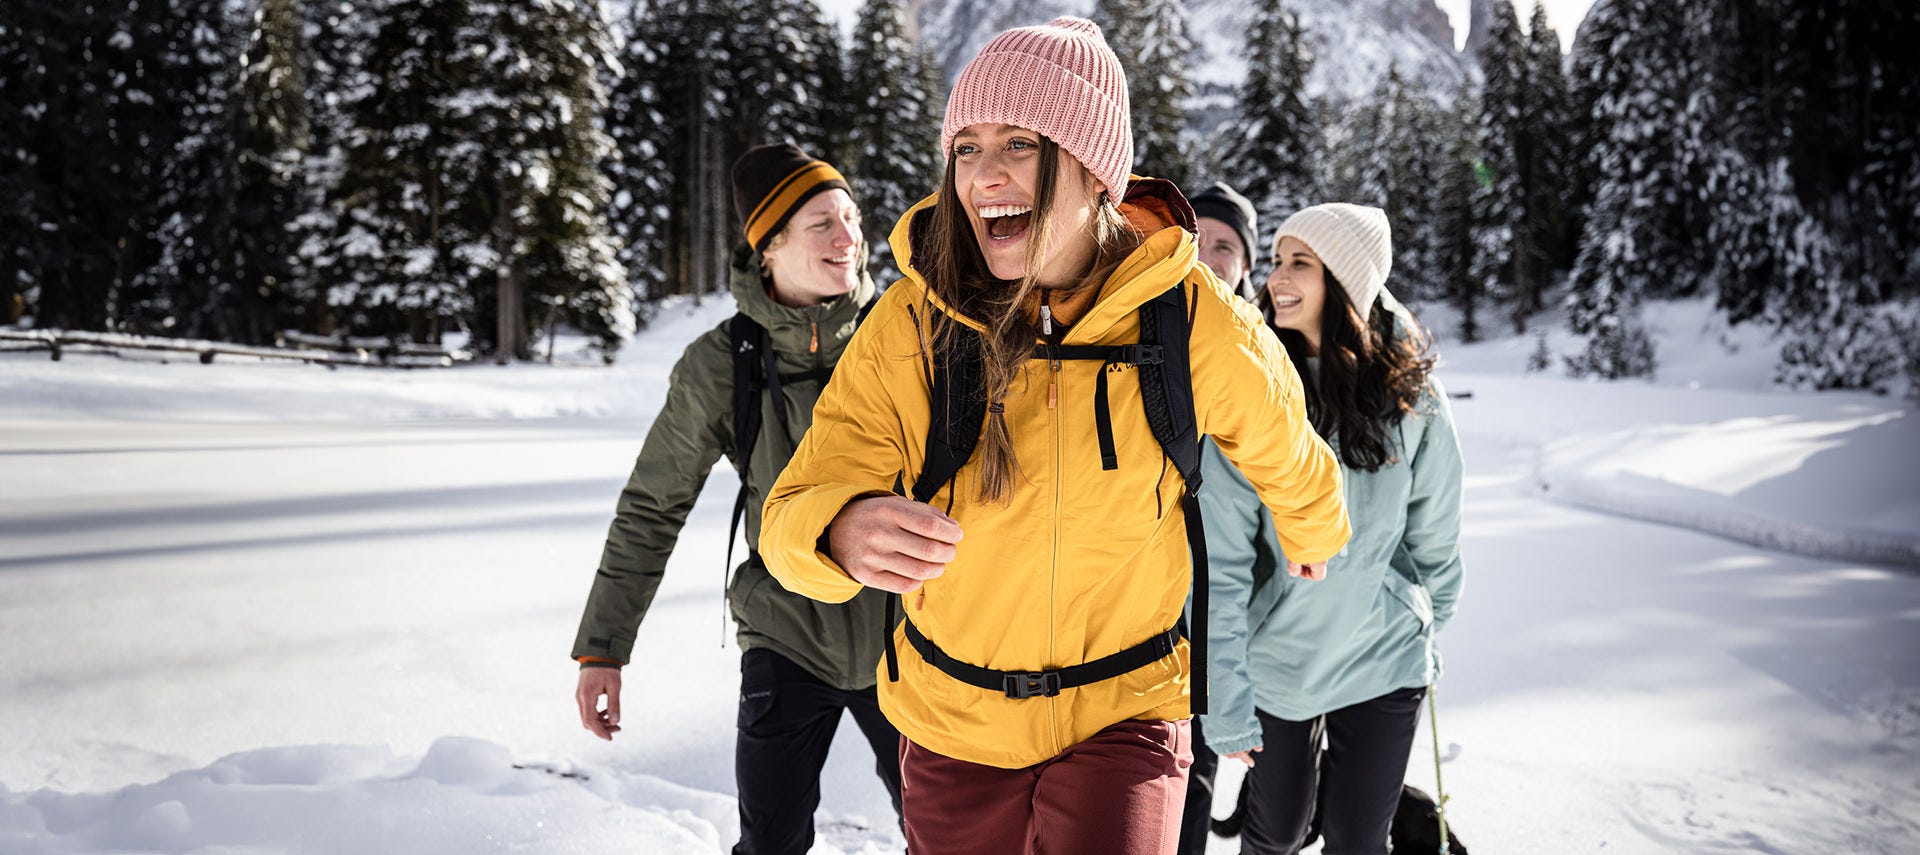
[916,135,1140,503]
[1265,272,1436,472]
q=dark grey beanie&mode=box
[1189,181,1259,272]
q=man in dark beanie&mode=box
[572,142,900,854]
[1190,181,1260,302]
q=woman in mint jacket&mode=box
[1199,203,1464,855]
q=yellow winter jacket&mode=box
[762,180,1349,769]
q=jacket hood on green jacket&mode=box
[728,242,876,356]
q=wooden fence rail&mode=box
[0,329,467,368]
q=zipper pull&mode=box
[1047,344,1060,410]
[915,590,926,611]
[1040,290,1053,336]
[809,321,818,354]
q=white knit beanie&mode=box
[1273,203,1393,313]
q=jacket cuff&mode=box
[576,657,623,670]
[764,485,892,603]
[1200,722,1264,757]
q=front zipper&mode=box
[1047,347,1064,755]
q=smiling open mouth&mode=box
[981,204,1033,242]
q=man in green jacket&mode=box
[571,143,899,855]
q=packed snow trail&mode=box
[2,297,1916,853]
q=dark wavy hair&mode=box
[1261,271,1437,472]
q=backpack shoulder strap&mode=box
[1138,282,1211,714]
[1138,284,1202,490]
[910,326,986,506]
[727,313,768,573]
[728,313,767,474]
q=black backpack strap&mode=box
[911,328,987,506]
[1139,284,1210,715]
[727,314,768,580]
[1046,343,1166,471]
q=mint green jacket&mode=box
[1199,364,1464,755]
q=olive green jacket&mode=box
[571,246,888,689]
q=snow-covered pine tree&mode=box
[605,0,677,308]
[1436,85,1484,341]
[728,0,831,166]
[234,0,312,340]
[644,0,736,299]
[1522,1,1574,282]
[1222,0,1317,234]
[1386,69,1450,306]
[322,0,466,339]
[1561,0,1615,287]
[1766,0,1913,391]
[136,0,248,341]
[4,1,180,333]
[1564,0,1689,378]
[844,0,942,281]
[1319,73,1389,208]
[1094,0,1195,187]
[796,0,847,164]
[1469,0,1525,332]
[445,0,631,360]
[0,2,55,326]
[290,0,376,333]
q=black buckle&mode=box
[1003,670,1063,699]
[1118,345,1164,366]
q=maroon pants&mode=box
[900,718,1193,855]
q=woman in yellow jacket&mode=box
[762,18,1349,855]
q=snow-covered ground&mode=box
[3,295,1917,853]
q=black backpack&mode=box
[724,298,881,576]
[891,283,1215,714]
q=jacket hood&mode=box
[886,176,1205,343]
[728,242,876,352]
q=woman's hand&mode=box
[1227,747,1262,767]
[827,496,963,594]
[1287,560,1327,581]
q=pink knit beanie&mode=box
[942,17,1133,198]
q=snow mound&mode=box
[1534,409,1920,568]
[0,737,734,855]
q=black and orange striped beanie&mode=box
[730,143,852,254]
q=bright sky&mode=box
[813,0,1601,55]
[1439,0,1598,52]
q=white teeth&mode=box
[824,256,854,265]
[978,204,1033,219]
[1273,296,1302,307]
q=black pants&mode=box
[1178,717,1221,855]
[1238,687,1428,855]
[734,647,905,855]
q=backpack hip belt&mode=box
[903,616,1183,699]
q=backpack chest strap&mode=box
[1035,343,1165,471]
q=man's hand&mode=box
[827,496,962,594]
[1227,746,1262,767]
[1287,560,1327,581]
[576,667,622,740]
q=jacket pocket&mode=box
[1380,561,1434,630]
[728,562,772,628]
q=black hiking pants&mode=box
[733,647,904,855]
[1238,686,1428,855]
[1178,717,1222,855]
